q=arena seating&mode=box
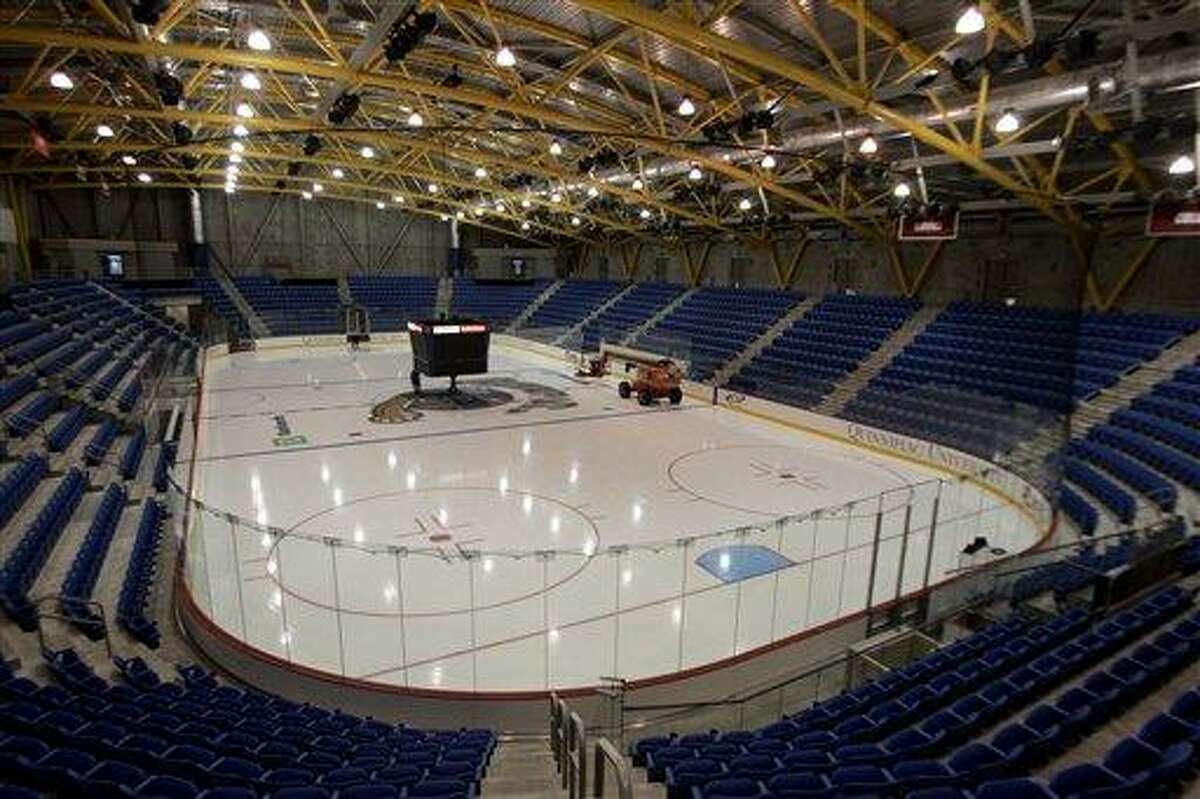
[451,277,550,327]
[198,278,250,337]
[729,294,919,408]
[347,275,439,330]
[235,277,343,335]
[0,655,496,798]
[577,281,684,350]
[117,500,166,648]
[520,279,620,332]
[0,453,48,530]
[61,483,128,638]
[635,584,1196,799]
[635,286,798,381]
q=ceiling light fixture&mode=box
[332,168,345,179]
[246,29,272,51]
[136,172,152,183]
[235,102,255,118]
[302,190,313,200]
[521,198,532,208]
[312,182,323,193]
[587,186,599,198]
[955,5,986,35]
[407,111,424,128]
[631,178,644,191]
[520,221,531,230]
[571,215,582,226]
[1168,154,1196,175]
[639,208,652,219]
[427,182,439,193]
[495,46,516,67]
[893,182,912,199]
[738,197,752,211]
[549,140,563,156]
[239,72,261,90]
[859,135,879,155]
[360,146,375,158]
[688,165,703,181]
[994,110,1021,134]
[392,194,404,203]
[49,71,74,90]
[228,153,243,164]
[233,124,249,137]
[96,124,115,138]
[121,155,137,166]
[677,97,696,116]
[760,154,777,170]
[550,192,562,203]
[376,201,386,209]
[474,166,488,179]
[230,140,245,154]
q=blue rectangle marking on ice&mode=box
[696,545,795,584]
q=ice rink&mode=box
[178,338,1044,692]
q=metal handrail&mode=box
[592,737,632,799]
[550,693,565,773]
[566,710,587,799]
[33,594,112,659]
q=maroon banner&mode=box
[1146,198,1200,237]
[898,208,959,240]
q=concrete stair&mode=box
[622,287,696,346]
[713,295,817,385]
[554,281,638,347]
[212,270,270,338]
[481,738,561,798]
[507,280,563,333]
[435,276,454,317]
[816,304,942,417]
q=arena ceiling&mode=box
[0,1,1197,247]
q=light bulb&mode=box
[688,166,702,181]
[239,72,261,91]
[302,190,313,200]
[393,194,404,203]
[121,155,137,166]
[495,202,506,213]
[456,210,465,219]
[136,172,152,183]
[994,110,1020,134]
[1168,155,1196,175]
[225,184,236,194]
[407,111,424,127]
[228,153,243,164]
[474,166,488,179]
[738,197,752,211]
[521,221,531,230]
[640,208,652,219]
[226,165,239,176]
[677,97,696,117]
[521,198,531,208]
[427,183,439,193]
[550,192,562,203]
[893,182,912,199]
[571,215,582,226]
[360,146,374,158]
[632,178,644,190]
[549,140,563,156]
[230,140,245,154]
[495,46,516,67]
[49,71,74,90]
[332,168,344,179]
[587,186,599,198]
[312,182,323,193]
[233,124,249,137]
[761,154,777,170]
[376,201,385,209]
[96,124,115,138]
[246,29,272,51]
[859,135,879,155]
[955,6,985,35]
[235,102,254,118]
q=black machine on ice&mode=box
[406,318,490,394]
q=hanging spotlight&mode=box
[495,201,507,213]
[521,198,532,208]
[121,155,137,166]
[639,208,652,219]
[332,168,345,179]
[893,182,912,199]
[360,146,375,158]
[376,201,386,209]
[495,46,517,67]
[136,172,152,183]
[571,216,582,226]
[738,197,752,211]
[231,140,245,154]
[1169,155,1196,175]
[407,111,424,128]
[549,140,563,156]
[632,178,644,191]
[246,29,272,51]
[520,221,531,231]
[677,97,696,117]
[384,9,438,63]
[96,124,115,138]
[302,190,313,200]
[954,5,985,35]
[239,72,262,91]
[427,183,439,193]
[760,154,777,170]
[474,166,488,179]
[312,182,324,193]
[235,102,255,119]
[49,71,74,90]
[234,124,250,138]
[687,165,703,181]
[994,110,1021,134]
[858,135,879,155]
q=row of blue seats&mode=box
[672,586,1194,799]
[93,358,134,402]
[5,328,72,366]
[61,483,128,637]
[1091,424,1200,491]
[1063,460,1135,524]
[119,378,144,413]
[0,319,50,350]
[48,404,88,452]
[0,374,37,412]
[1057,486,1098,536]
[1134,391,1200,427]
[122,427,148,481]
[118,500,166,648]
[1067,439,1177,511]
[1110,407,1200,460]
[6,392,59,438]
[579,282,683,349]
[525,281,619,329]
[66,348,114,389]
[0,453,47,530]
[0,468,87,630]
[1010,535,1143,602]
[86,420,120,465]
[34,339,91,378]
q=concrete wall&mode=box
[18,185,1200,315]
